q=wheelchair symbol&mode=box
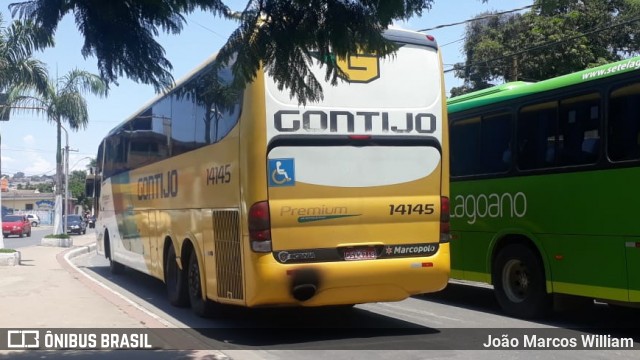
[268,158,295,187]
[271,161,292,185]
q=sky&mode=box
[0,0,533,178]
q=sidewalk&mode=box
[0,232,231,358]
[0,232,156,328]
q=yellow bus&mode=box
[93,28,451,317]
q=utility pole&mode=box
[0,125,4,249]
[64,142,78,221]
[0,96,10,249]
[53,123,69,235]
[64,142,68,233]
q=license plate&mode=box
[344,247,377,261]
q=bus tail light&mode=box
[440,196,450,243]
[348,135,372,141]
[249,201,272,252]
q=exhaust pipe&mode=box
[292,284,317,301]
[290,268,319,301]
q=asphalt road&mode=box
[2,225,52,249]
[68,251,640,360]
[1,225,91,249]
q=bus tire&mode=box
[492,243,551,319]
[165,244,189,307]
[108,235,125,275]
[187,251,218,317]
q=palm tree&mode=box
[0,14,52,248]
[0,13,52,97]
[85,157,97,173]
[6,69,107,234]
[9,0,433,105]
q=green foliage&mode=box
[6,68,106,233]
[9,0,436,104]
[85,158,97,173]
[36,182,53,193]
[44,233,70,239]
[212,1,435,104]
[0,12,52,121]
[0,248,17,253]
[69,170,91,211]
[9,0,228,91]
[451,0,640,95]
[6,68,108,130]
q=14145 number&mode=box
[389,203,435,215]
[206,164,231,185]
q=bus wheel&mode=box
[165,244,188,307]
[187,251,218,317]
[492,244,551,319]
[107,234,125,274]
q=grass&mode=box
[44,233,70,239]
[0,248,17,253]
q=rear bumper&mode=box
[2,230,24,236]
[242,243,450,307]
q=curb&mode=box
[41,237,74,247]
[0,250,21,266]
[65,242,97,259]
[57,241,232,358]
[57,242,175,329]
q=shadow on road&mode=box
[76,259,640,350]
[78,263,444,350]
[415,282,640,331]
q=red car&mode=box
[2,215,32,238]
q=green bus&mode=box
[447,56,640,318]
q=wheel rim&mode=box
[188,256,201,300]
[502,259,530,303]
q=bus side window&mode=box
[518,101,558,170]
[559,93,600,166]
[561,109,585,165]
[609,83,640,161]
[450,117,481,176]
[481,113,512,173]
[171,90,198,156]
[103,135,128,178]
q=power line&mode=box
[445,15,640,73]
[418,4,534,32]
[188,18,228,40]
[441,37,465,47]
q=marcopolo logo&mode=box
[384,243,439,257]
[277,251,317,263]
[451,192,527,225]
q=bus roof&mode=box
[447,55,640,113]
[105,27,439,138]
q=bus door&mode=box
[626,238,640,301]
